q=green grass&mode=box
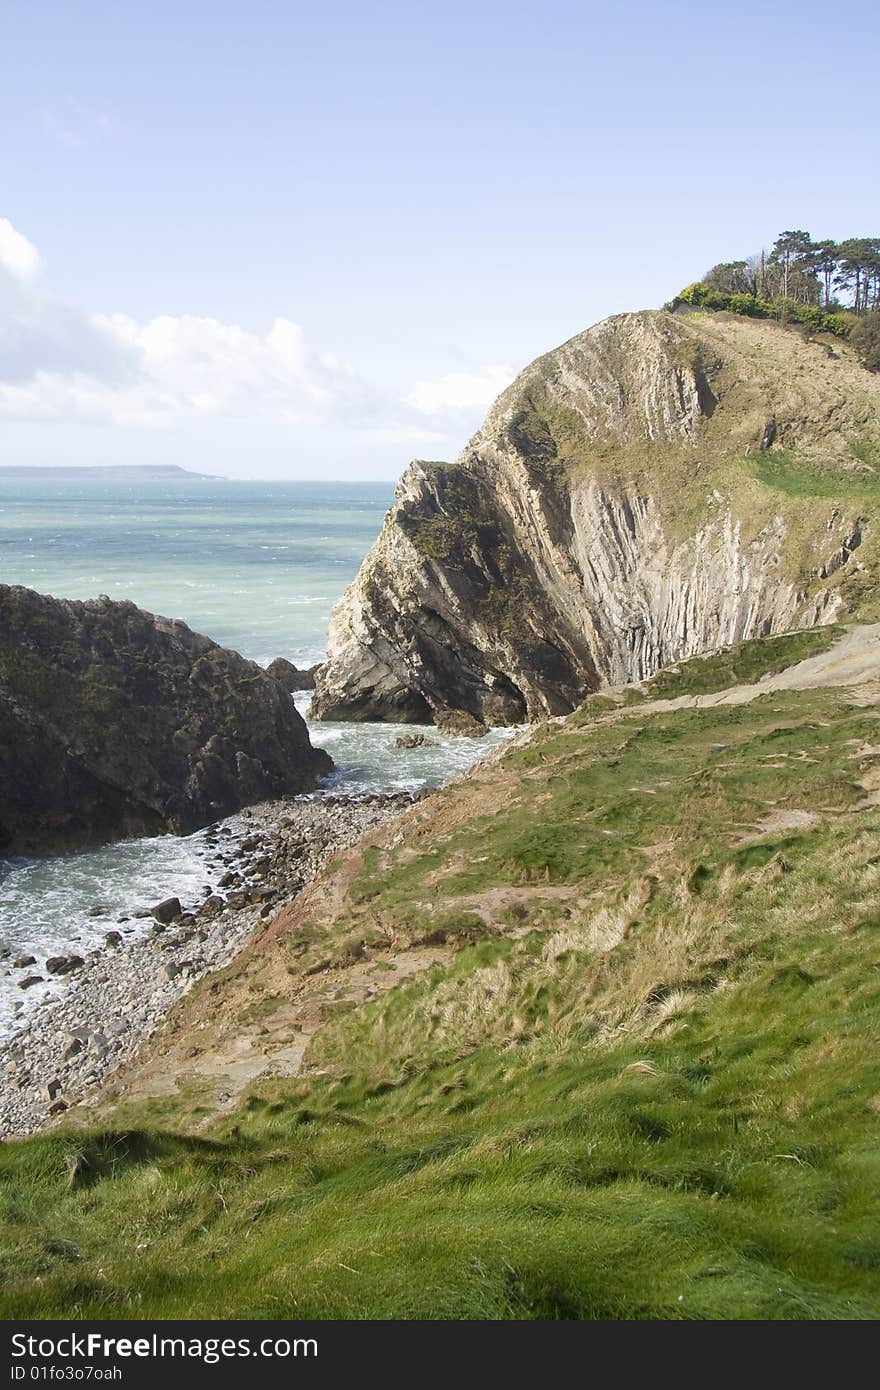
[3,671,880,1319]
[589,626,841,707]
[753,450,880,500]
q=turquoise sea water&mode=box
[0,474,515,1030]
[0,475,394,667]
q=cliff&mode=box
[312,310,880,728]
[0,587,332,854]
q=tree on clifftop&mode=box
[814,240,840,308]
[836,239,880,314]
[768,230,819,306]
[702,260,755,295]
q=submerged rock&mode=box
[0,587,333,855]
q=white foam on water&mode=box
[0,826,220,1036]
[0,718,517,1037]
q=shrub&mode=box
[673,283,853,338]
[851,310,880,372]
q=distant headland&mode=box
[0,465,223,480]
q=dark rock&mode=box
[0,585,333,855]
[265,657,323,692]
[18,975,43,989]
[434,710,489,738]
[248,887,275,905]
[13,954,36,969]
[394,732,440,749]
[199,895,226,920]
[104,931,123,948]
[46,954,85,976]
[151,897,182,925]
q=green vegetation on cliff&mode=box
[672,228,880,351]
[673,282,852,338]
[3,631,880,1319]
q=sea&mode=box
[0,473,515,1031]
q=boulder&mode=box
[61,1036,84,1061]
[12,954,36,969]
[266,657,323,692]
[45,954,85,976]
[435,710,489,738]
[151,897,182,925]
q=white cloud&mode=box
[364,425,448,446]
[0,219,43,281]
[0,310,377,426]
[0,222,379,427]
[0,218,516,448]
[408,363,515,416]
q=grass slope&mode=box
[2,637,880,1319]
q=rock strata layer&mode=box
[312,311,880,727]
[0,587,332,854]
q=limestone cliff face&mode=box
[312,311,879,728]
[0,587,332,855]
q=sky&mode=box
[1,0,878,480]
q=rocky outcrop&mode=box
[0,587,333,855]
[313,311,880,726]
[265,657,322,692]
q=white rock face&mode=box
[313,311,878,726]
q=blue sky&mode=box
[1,0,878,478]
